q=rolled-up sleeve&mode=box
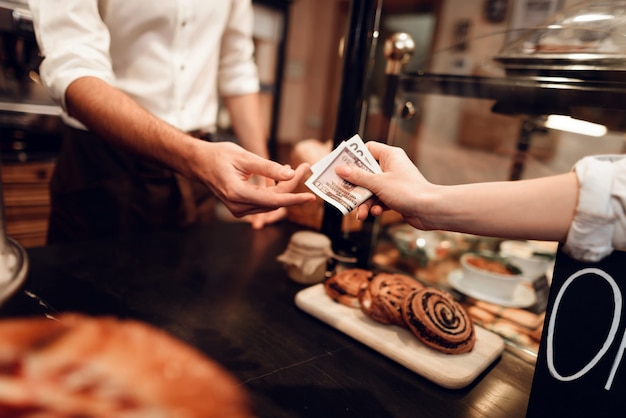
[564,155,626,262]
[29,0,115,112]
[217,0,259,96]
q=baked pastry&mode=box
[402,287,475,354]
[324,268,374,308]
[0,314,252,417]
[359,272,423,326]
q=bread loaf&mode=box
[0,314,252,417]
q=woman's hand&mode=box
[336,141,579,243]
[335,142,434,230]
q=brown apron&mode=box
[46,127,216,244]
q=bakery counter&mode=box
[0,221,536,417]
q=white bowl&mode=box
[459,252,524,301]
[499,240,553,281]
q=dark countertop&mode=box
[0,221,536,417]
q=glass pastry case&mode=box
[319,0,626,364]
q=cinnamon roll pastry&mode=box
[324,268,374,308]
[359,273,423,326]
[402,288,475,354]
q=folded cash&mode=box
[305,134,381,215]
[310,134,380,174]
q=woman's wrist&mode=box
[403,183,445,231]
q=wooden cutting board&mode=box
[295,283,504,389]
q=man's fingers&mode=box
[224,181,315,218]
[246,207,288,229]
[244,155,299,182]
[274,163,311,193]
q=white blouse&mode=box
[28,0,259,133]
[564,155,626,262]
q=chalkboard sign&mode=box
[527,247,626,418]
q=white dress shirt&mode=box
[28,0,260,133]
[564,155,626,262]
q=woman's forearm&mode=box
[428,172,579,242]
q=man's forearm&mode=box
[223,93,268,159]
[65,76,200,179]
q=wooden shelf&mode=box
[1,160,54,248]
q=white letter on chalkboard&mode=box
[546,268,621,387]
[606,283,626,391]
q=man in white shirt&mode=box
[28,0,314,243]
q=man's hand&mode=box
[193,141,315,218]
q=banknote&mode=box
[305,135,381,215]
[343,134,380,172]
[310,134,379,174]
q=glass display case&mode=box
[321,0,626,363]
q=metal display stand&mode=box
[320,0,381,268]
